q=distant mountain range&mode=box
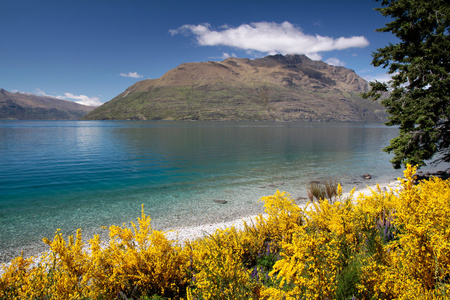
[83,54,387,122]
[0,89,95,120]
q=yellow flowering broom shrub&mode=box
[359,165,450,299]
[255,190,304,247]
[187,227,260,299]
[1,164,450,299]
[260,165,450,299]
[81,206,190,299]
[261,227,341,299]
[0,205,190,299]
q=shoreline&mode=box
[0,178,403,274]
[164,179,402,244]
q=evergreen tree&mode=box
[364,0,450,169]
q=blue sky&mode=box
[0,0,397,106]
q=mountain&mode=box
[83,54,387,122]
[0,89,95,120]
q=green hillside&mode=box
[83,55,387,122]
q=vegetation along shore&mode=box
[1,165,450,299]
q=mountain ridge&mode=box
[0,89,95,120]
[83,54,387,122]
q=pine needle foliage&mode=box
[363,0,450,169]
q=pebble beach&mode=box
[0,178,403,275]
[163,178,403,244]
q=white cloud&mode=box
[222,52,232,59]
[325,57,345,67]
[220,52,237,59]
[363,72,394,84]
[62,93,102,107]
[119,72,143,78]
[35,88,46,96]
[16,89,102,107]
[170,21,369,60]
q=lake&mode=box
[0,120,421,262]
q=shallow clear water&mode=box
[0,120,434,261]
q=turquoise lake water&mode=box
[0,120,436,262]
